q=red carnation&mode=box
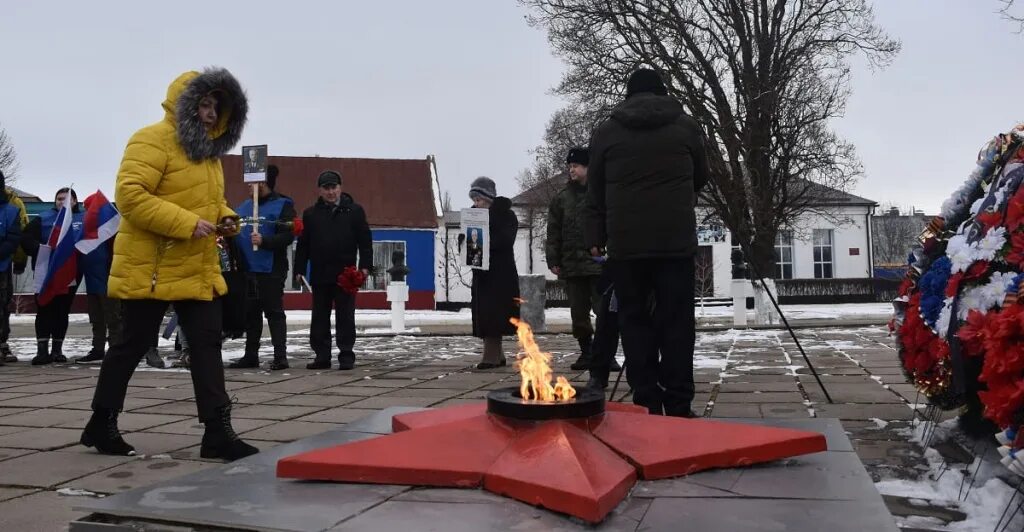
[1007,232,1024,267]
[898,278,914,297]
[956,309,989,357]
[976,210,1002,230]
[291,219,304,237]
[964,260,990,282]
[1007,195,1024,232]
[945,272,963,298]
[337,266,367,295]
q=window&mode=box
[363,240,407,291]
[813,229,834,279]
[774,230,794,280]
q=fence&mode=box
[774,277,901,304]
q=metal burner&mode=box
[486,386,605,420]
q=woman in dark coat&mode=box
[468,177,520,369]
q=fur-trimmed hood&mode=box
[161,68,248,162]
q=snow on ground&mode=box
[875,419,1023,531]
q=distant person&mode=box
[75,232,122,364]
[0,174,27,364]
[0,171,22,367]
[81,68,258,461]
[584,68,709,417]
[467,177,519,369]
[546,147,610,372]
[229,165,294,370]
[294,170,372,370]
[23,187,83,365]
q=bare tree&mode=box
[1000,0,1024,30]
[694,250,718,316]
[440,190,453,213]
[522,0,899,275]
[872,205,925,266]
[0,123,19,182]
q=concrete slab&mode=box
[71,409,895,532]
[1,489,92,532]
[0,449,133,487]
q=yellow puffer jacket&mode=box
[6,190,28,272]
[108,68,247,301]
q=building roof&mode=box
[10,186,42,203]
[222,155,439,229]
[512,173,568,207]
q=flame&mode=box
[510,317,577,402]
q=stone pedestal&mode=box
[518,275,546,332]
[386,282,409,333]
[731,279,752,327]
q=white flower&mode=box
[977,226,1008,259]
[946,234,975,273]
[956,271,1017,321]
[935,298,954,337]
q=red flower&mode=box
[291,219,304,237]
[979,376,1024,427]
[945,273,963,298]
[964,260,990,282]
[956,309,989,357]
[337,266,367,295]
[898,278,914,297]
[1007,232,1024,267]
[977,210,1002,230]
[1007,195,1024,232]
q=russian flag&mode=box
[33,192,78,306]
[76,190,120,255]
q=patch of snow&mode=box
[57,488,104,498]
[869,418,890,429]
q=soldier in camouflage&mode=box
[546,147,619,372]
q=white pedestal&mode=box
[386,282,409,333]
[731,279,751,327]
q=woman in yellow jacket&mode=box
[81,68,258,461]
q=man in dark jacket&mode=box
[584,68,709,417]
[0,171,22,366]
[294,170,372,370]
[546,147,618,372]
[229,165,295,370]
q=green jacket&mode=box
[545,180,602,278]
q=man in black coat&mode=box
[584,68,709,417]
[294,170,372,370]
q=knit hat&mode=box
[317,170,342,187]
[626,68,668,97]
[266,164,279,190]
[468,176,497,201]
[566,147,589,166]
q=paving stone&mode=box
[0,427,84,450]
[317,384,396,396]
[271,394,366,407]
[239,421,336,442]
[0,408,90,428]
[716,382,799,393]
[813,403,917,422]
[126,387,198,401]
[168,438,280,462]
[0,382,91,395]
[117,413,190,431]
[56,432,198,457]
[760,404,811,418]
[231,404,327,421]
[144,417,275,437]
[0,489,91,531]
[0,487,36,502]
[128,400,202,417]
[715,392,804,404]
[0,393,84,408]
[295,407,382,425]
[380,387,467,399]
[0,450,133,487]
[343,396,441,409]
[0,425,32,437]
[0,406,34,418]
[0,447,35,463]
[883,495,967,524]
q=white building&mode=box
[434,179,877,304]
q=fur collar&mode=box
[170,68,248,162]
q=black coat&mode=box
[584,92,709,259]
[294,194,373,286]
[471,197,520,338]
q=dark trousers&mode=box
[310,284,356,365]
[35,288,78,342]
[87,294,124,353]
[589,281,621,383]
[0,270,12,345]
[244,276,287,358]
[564,276,601,340]
[92,299,230,421]
[609,257,695,416]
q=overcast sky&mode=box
[1,1,1022,214]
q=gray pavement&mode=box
[0,323,992,531]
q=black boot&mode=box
[144,347,166,369]
[570,336,593,371]
[51,339,67,363]
[200,405,259,461]
[586,373,608,390]
[76,349,105,363]
[269,356,289,371]
[227,354,259,369]
[172,348,191,368]
[81,409,136,456]
[0,343,16,363]
[31,340,52,365]
[306,356,331,370]
[337,352,355,371]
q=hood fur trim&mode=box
[170,68,248,162]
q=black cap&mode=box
[317,170,342,187]
[626,68,668,97]
[266,165,279,190]
[566,147,589,166]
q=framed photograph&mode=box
[460,208,490,271]
[242,144,268,183]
